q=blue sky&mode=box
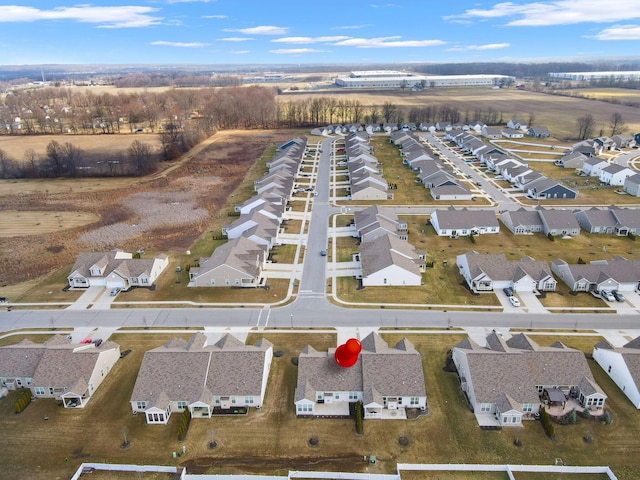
[0,0,639,65]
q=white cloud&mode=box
[593,24,640,40]
[225,25,289,35]
[447,43,510,51]
[369,3,401,8]
[218,37,253,42]
[446,1,640,27]
[270,48,327,54]
[271,36,350,44]
[230,50,249,54]
[0,5,162,28]
[332,24,371,30]
[151,41,210,47]
[202,15,227,19]
[332,36,446,48]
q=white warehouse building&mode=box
[335,71,515,88]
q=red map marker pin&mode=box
[334,338,362,368]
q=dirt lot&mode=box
[0,129,297,292]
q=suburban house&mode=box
[593,337,640,409]
[481,126,502,139]
[528,126,550,138]
[624,173,640,197]
[130,333,273,424]
[580,157,610,177]
[222,209,281,248]
[430,184,474,201]
[67,250,169,291]
[610,206,640,235]
[357,234,425,287]
[452,332,607,428]
[555,151,587,169]
[551,256,640,293]
[0,335,120,408]
[354,205,408,242]
[188,237,268,287]
[456,251,556,293]
[599,164,635,186]
[507,119,528,131]
[524,177,578,200]
[499,208,544,235]
[501,127,525,139]
[573,207,621,234]
[294,332,427,419]
[537,207,581,236]
[430,208,500,237]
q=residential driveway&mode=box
[518,291,549,314]
[90,289,120,310]
[65,286,104,310]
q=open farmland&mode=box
[286,87,640,140]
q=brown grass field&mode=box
[1,331,639,479]
[0,210,100,237]
[0,133,161,161]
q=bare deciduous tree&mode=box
[610,112,626,136]
[576,113,596,140]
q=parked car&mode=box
[110,287,121,296]
[80,338,93,344]
[503,287,514,297]
[600,290,615,302]
[313,191,319,196]
[320,249,327,256]
[611,290,625,302]
[508,296,520,307]
[92,338,103,347]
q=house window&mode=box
[35,387,45,396]
[544,281,555,290]
[480,403,491,413]
[231,397,236,404]
[608,365,612,373]
[177,401,188,409]
[225,279,230,285]
[245,396,254,404]
[349,392,358,400]
[132,278,138,284]
[210,279,216,286]
[136,401,147,410]
[522,404,533,412]
[235,279,240,285]
[383,278,387,284]
[410,397,419,406]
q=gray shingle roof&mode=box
[294,332,426,403]
[456,334,604,405]
[131,333,272,405]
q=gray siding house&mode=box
[453,333,607,428]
